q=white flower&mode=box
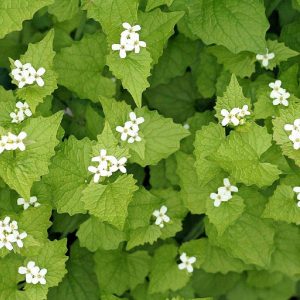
[289,130,300,150]
[269,80,285,98]
[272,90,290,106]
[284,119,300,132]
[178,252,196,273]
[210,191,232,207]
[7,132,27,151]
[91,149,109,168]
[218,178,238,194]
[129,112,144,131]
[121,23,141,40]
[12,60,32,73]
[18,261,40,284]
[14,70,35,88]
[183,123,190,130]
[88,165,105,183]
[0,135,8,154]
[0,232,15,250]
[12,231,27,248]
[237,105,251,118]
[10,111,25,124]
[128,131,142,143]
[32,268,47,285]
[17,196,40,210]
[256,50,275,67]
[112,39,134,58]
[153,205,170,228]
[130,36,146,54]
[16,101,32,117]
[116,122,136,141]
[116,157,127,173]
[221,108,240,126]
[30,67,46,87]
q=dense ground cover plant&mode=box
[0,0,300,299]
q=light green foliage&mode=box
[14,30,57,111]
[0,113,63,199]
[0,0,54,39]
[45,136,93,215]
[214,74,251,122]
[146,0,174,11]
[263,184,300,224]
[273,102,300,166]
[77,217,126,251]
[94,249,151,295]
[48,243,99,300]
[82,175,138,230]
[149,244,190,293]
[107,50,152,107]
[48,0,79,22]
[54,33,115,102]
[187,0,269,53]
[214,124,281,187]
[208,46,256,78]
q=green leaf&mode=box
[138,9,184,64]
[207,213,275,267]
[14,29,57,111]
[175,152,206,214]
[261,39,299,70]
[206,195,245,235]
[82,0,139,44]
[146,73,198,123]
[192,48,222,98]
[269,223,300,276]
[77,216,126,251]
[126,188,162,249]
[0,87,18,128]
[101,98,189,166]
[149,244,190,294]
[45,136,93,215]
[214,74,251,123]
[94,249,151,295]
[0,0,54,39]
[146,0,174,11]
[48,242,99,300]
[187,0,269,53]
[214,123,281,187]
[194,122,226,185]
[263,184,300,225]
[0,112,63,199]
[107,50,152,107]
[190,238,247,274]
[273,102,300,166]
[150,34,198,87]
[208,46,256,78]
[54,33,115,102]
[82,175,138,230]
[25,239,68,290]
[131,107,189,165]
[48,0,79,22]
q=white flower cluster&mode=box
[269,80,290,106]
[0,217,27,251]
[17,196,40,210]
[284,119,300,150]
[0,132,27,154]
[256,49,275,67]
[88,149,127,183]
[221,105,251,127]
[293,187,300,207]
[116,112,144,143]
[210,178,238,207]
[112,22,146,58]
[178,252,196,273]
[18,261,47,285]
[11,60,45,88]
[152,205,170,228]
[10,101,32,124]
